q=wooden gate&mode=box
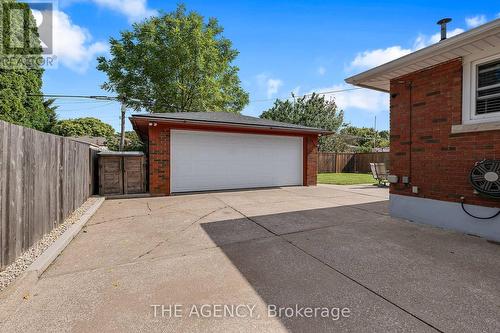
[124,156,145,194]
[99,152,146,196]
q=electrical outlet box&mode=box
[402,176,410,184]
[387,175,398,183]
[412,186,419,194]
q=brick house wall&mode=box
[147,124,319,196]
[390,58,500,208]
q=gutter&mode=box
[129,116,333,135]
[351,82,390,93]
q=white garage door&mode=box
[171,130,303,193]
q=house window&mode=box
[462,52,500,126]
[476,59,500,115]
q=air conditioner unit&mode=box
[469,160,500,198]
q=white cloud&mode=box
[266,79,283,98]
[350,27,466,71]
[310,84,389,114]
[47,10,108,72]
[337,17,474,115]
[91,0,157,23]
[317,66,326,76]
[413,28,465,50]
[256,74,283,98]
[350,46,412,70]
[466,15,487,28]
[61,0,156,22]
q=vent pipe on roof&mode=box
[437,18,452,41]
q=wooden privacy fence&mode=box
[318,152,390,174]
[0,121,96,269]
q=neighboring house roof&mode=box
[130,112,332,134]
[69,136,107,147]
[345,19,500,92]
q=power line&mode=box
[249,87,362,103]
[30,94,119,101]
[54,101,117,105]
[55,101,116,112]
[30,93,196,113]
[31,87,363,107]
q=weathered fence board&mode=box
[318,152,390,174]
[0,121,95,269]
[355,152,390,173]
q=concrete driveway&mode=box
[2,185,500,332]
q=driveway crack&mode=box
[215,196,443,333]
[134,206,228,259]
[89,213,151,226]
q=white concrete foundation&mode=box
[390,194,500,242]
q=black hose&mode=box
[460,199,500,220]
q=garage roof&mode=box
[130,112,331,134]
[345,19,500,92]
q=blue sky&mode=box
[41,0,500,131]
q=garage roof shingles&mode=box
[131,112,330,134]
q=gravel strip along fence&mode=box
[0,197,100,291]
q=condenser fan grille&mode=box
[470,160,500,198]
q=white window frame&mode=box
[462,49,500,125]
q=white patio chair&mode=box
[370,162,389,186]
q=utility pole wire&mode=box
[29,89,370,151]
[29,87,363,106]
[249,87,362,103]
[29,93,135,151]
[28,94,119,100]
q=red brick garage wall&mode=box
[147,125,318,196]
[390,58,500,208]
[304,135,318,186]
[148,124,170,196]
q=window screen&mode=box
[476,59,500,115]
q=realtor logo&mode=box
[0,1,56,68]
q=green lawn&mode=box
[317,173,376,185]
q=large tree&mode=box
[107,131,144,152]
[0,0,50,130]
[260,93,345,152]
[43,98,58,132]
[52,117,115,138]
[97,4,249,113]
[340,126,390,153]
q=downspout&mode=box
[407,81,413,183]
[395,80,413,185]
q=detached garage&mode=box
[130,112,330,196]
